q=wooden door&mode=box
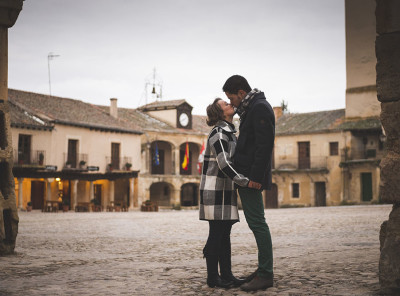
[315,182,326,206]
[31,181,45,209]
[361,173,373,201]
[298,142,310,169]
[111,143,120,170]
[264,184,278,208]
[94,184,102,205]
[68,139,78,168]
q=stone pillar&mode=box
[109,181,115,203]
[0,0,23,255]
[174,146,180,175]
[46,179,52,201]
[172,188,181,208]
[89,181,94,202]
[129,178,134,210]
[376,0,400,292]
[17,178,23,209]
[71,180,78,210]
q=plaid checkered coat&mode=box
[199,120,249,221]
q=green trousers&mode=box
[238,187,273,278]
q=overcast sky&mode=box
[8,0,345,115]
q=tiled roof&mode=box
[98,105,209,135]
[138,99,189,111]
[192,115,210,134]
[9,100,53,130]
[336,117,381,131]
[276,109,346,135]
[8,89,142,134]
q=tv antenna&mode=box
[144,67,163,104]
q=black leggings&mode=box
[204,220,234,257]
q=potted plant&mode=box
[38,152,44,165]
[107,163,113,172]
[65,161,72,168]
[62,199,70,212]
[125,162,132,171]
[79,160,86,168]
[27,201,32,212]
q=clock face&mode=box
[179,112,189,127]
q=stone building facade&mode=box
[9,90,142,212]
[99,100,209,209]
[265,108,382,208]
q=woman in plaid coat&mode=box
[200,98,257,288]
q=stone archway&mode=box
[179,142,200,176]
[150,140,173,175]
[180,183,199,207]
[149,182,174,207]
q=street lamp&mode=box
[47,52,60,96]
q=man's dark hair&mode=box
[222,75,252,94]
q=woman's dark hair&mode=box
[206,98,224,126]
[222,75,252,94]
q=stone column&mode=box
[0,0,23,255]
[17,178,23,209]
[172,188,181,208]
[376,0,400,292]
[46,179,52,201]
[71,180,78,210]
[89,181,94,202]
[129,178,134,210]
[174,146,180,175]
[109,180,115,203]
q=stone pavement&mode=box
[0,205,394,295]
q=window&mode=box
[298,142,310,169]
[292,183,299,198]
[18,134,31,164]
[67,139,78,168]
[329,142,339,156]
[111,143,120,170]
[366,149,376,158]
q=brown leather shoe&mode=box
[240,276,273,291]
[244,268,258,283]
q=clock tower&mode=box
[138,99,193,129]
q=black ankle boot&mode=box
[218,241,245,287]
[205,254,233,288]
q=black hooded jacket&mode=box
[233,92,275,190]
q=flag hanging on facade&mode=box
[182,142,189,170]
[154,142,160,166]
[197,141,205,173]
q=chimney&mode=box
[110,98,118,118]
[273,106,283,120]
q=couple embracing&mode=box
[199,75,275,292]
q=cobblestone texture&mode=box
[0,205,393,295]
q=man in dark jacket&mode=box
[223,75,275,291]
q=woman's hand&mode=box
[248,180,262,189]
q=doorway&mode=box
[31,181,45,209]
[315,182,326,206]
[361,172,373,201]
[264,183,278,208]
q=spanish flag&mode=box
[182,142,189,170]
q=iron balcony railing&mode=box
[106,156,133,171]
[14,149,46,166]
[274,156,328,170]
[63,153,88,169]
[340,148,383,162]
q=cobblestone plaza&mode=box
[0,205,392,295]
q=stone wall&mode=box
[376,0,400,292]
